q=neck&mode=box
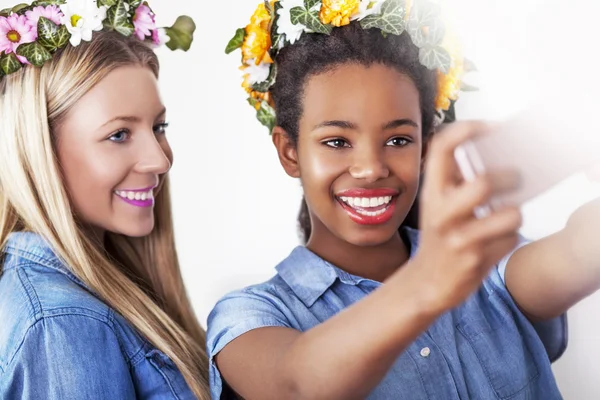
[306,222,410,283]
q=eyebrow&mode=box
[382,119,419,130]
[312,118,419,132]
[100,107,167,128]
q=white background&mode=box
[3,0,600,397]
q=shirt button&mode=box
[420,347,431,358]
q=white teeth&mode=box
[340,196,393,208]
[115,189,154,201]
[355,208,388,217]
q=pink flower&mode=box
[0,14,37,64]
[151,28,169,46]
[26,5,64,28]
[133,5,156,41]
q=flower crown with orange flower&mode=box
[0,0,195,81]
[226,0,477,132]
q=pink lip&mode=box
[115,194,154,208]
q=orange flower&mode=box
[435,62,462,111]
[242,3,273,65]
[320,0,360,27]
[242,76,274,110]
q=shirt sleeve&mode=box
[496,234,569,363]
[206,289,293,399]
[1,313,136,399]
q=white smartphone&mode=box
[453,110,600,216]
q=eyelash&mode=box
[323,136,412,149]
[108,122,170,143]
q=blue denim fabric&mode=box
[0,232,195,399]
[207,228,567,399]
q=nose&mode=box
[348,144,389,183]
[134,133,171,175]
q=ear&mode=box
[272,126,300,178]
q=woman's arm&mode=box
[506,197,600,321]
[0,313,136,399]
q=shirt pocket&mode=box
[146,349,195,400]
[456,292,540,400]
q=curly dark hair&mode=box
[270,22,438,243]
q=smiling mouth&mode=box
[338,196,393,217]
[114,187,155,208]
[335,189,399,225]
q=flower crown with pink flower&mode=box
[0,0,196,80]
[226,0,477,133]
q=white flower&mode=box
[243,59,271,85]
[352,0,385,21]
[277,0,306,45]
[60,0,107,47]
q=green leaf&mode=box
[460,81,479,92]
[463,57,477,73]
[252,62,277,92]
[442,100,456,123]
[11,3,31,14]
[0,52,22,75]
[225,28,245,54]
[407,0,444,47]
[360,0,407,36]
[129,0,143,8]
[32,0,65,5]
[0,8,10,17]
[304,0,320,10]
[290,7,331,35]
[256,101,276,133]
[37,17,70,52]
[269,0,283,48]
[105,0,134,36]
[419,45,451,73]
[16,42,52,67]
[165,15,196,51]
[98,0,118,7]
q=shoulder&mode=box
[0,235,144,372]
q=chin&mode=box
[113,220,155,238]
[340,226,399,247]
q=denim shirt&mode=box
[207,228,567,399]
[0,232,195,399]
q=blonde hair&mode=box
[0,31,209,398]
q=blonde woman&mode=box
[0,1,208,398]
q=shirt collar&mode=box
[276,227,421,307]
[3,231,88,288]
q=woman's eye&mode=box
[154,122,169,135]
[109,130,130,143]
[387,137,410,147]
[324,139,350,148]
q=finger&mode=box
[442,170,522,222]
[425,121,490,193]
[478,233,521,273]
[447,206,522,251]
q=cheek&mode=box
[387,148,422,186]
[57,143,128,211]
[299,148,347,192]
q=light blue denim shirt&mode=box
[0,232,195,399]
[207,228,567,399]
